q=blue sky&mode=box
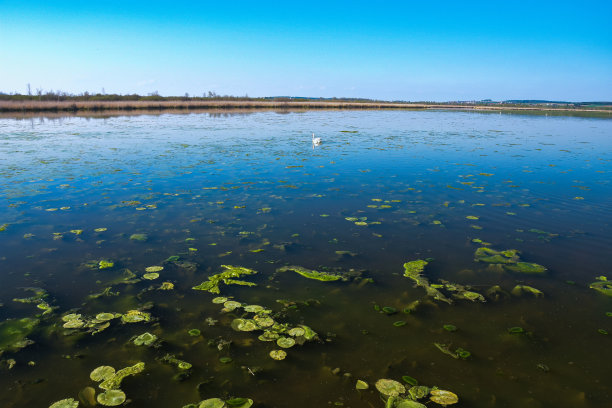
[1,1,611,101]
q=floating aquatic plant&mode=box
[276,265,342,282]
[505,262,547,274]
[121,310,151,323]
[402,260,452,304]
[98,260,114,269]
[97,389,126,406]
[48,398,79,408]
[429,389,459,405]
[401,375,418,386]
[590,276,612,297]
[0,317,38,353]
[143,272,159,280]
[511,285,544,297]
[188,329,201,337]
[129,233,148,242]
[98,362,145,390]
[276,337,296,348]
[356,380,369,390]
[193,265,258,294]
[90,366,116,382]
[269,349,287,360]
[375,379,406,397]
[133,332,158,346]
[443,324,457,332]
[145,265,163,273]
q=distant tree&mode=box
[27,83,31,96]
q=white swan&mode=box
[312,133,321,148]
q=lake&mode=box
[0,110,611,408]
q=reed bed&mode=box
[1,99,609,114]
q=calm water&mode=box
[0,110,611,408]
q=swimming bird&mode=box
[312,133,321,148]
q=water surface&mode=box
[0,111,611,408]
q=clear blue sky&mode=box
[1,1,611,101]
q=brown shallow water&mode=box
[0,110,611,408]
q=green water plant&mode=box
[590,276,612,297]
[97,389,126,406]
[276,265,342,282]
[193,265,258,294]
[356,380,369,390]
[403,260,452,304]
[132,332,158,346]
[511,285,544,297]
[0,317,38,353]
[474,247,547,274]
[98,362,145,390]
[48,398,79,408]
[373,377,458,407]
[161,354,192,370]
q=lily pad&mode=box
[90,365,116,382]
[143,272,160,280]
[356,380,369,390]
[145,266,164,273]
[212,297,228,304]
[95,313,117,321]
[133,332,158,346]
[223,300,242,311]
[49,398,79,408]
[198,398,226,408]
[269,349,287,360]
[375,378,406,397]
[97,389,126,406]
[121,310,151,323]
[225,398,253,408]
[429,389,458,405]
[288,327,305,337]
[244,305,264,313]
[276,337,296,348]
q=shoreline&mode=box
[1,100,610,117]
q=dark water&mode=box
[0,111,611,408]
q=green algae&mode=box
[276,265,342,282]
[193,265,258,294]
[402,260,452,304]
[505,262,547,274]
[129,233,148,242]
[403,260,428,278]
[511,285,544,297]
[474,247,519,264]
[0,317,38,353]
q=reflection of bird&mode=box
[312,133,321,148]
